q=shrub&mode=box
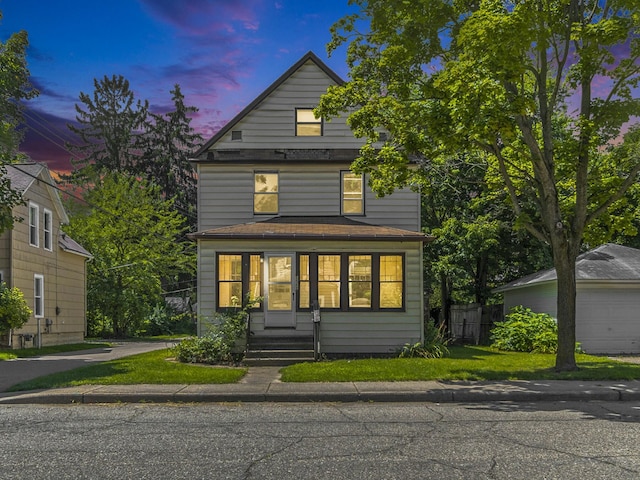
[398,319,450,358]
[0,283,32,333]
[145,303,195,336]
[490,306,558,353]
[173,297,259,364]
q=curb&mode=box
[2,380,640,404]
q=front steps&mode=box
[244,335,315,366]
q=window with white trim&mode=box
[43,209,53,251]
[29,203,39,247]
[34,274,44,318]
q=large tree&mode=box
[0,11,38,233]
[64,173,195,337]
[317,0,640,370]
[67,74,148,181]
[140,84,201,229]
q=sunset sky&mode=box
[0,0,356,173]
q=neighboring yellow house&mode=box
[0,163,91,349]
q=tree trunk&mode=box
[553,247,578,371]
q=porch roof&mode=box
[189,216,432,242]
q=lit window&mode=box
[379,255,403,308]
[29,203,39,247]
[249,255,262,304]
[342,172,364,215]
[34,274,44,317]
[254,172,279,214]
[299,254,310,309]
[348,255,372,308]
[318,255,340,308]
[296,108,322,136]
[218,255,243,308]
[43,209,52,251]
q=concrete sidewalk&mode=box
[2,365,640,404]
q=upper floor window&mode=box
[254,172,279,214]
[341,172,364,215]
[29,203,39,247]
[296,108,322,136]
[43,209,53,251]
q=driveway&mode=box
[0,342,170,392]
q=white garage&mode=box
[495,243,640,355]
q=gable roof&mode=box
[5,163,69,224]
[495,243,640,293]
[194,51,344,157]
[189,216,431,242]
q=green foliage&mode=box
[174,299,259,364]
[398,320,450,359]
[0,11,38,234]
[0,283,31,333]
[491,306,558,354]
[318,0,640,371]
[144,303,195,337]
[64,172,195,338]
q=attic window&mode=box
[231,130,242,141]
[296,108,322,136]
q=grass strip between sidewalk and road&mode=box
[7,349,247,392]
[0,342,111,361]
[280,346,640,382]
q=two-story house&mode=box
[190,52,429,355]
[0,163,91,348]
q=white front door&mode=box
[264,253,296,328]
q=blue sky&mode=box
[0,0,356,172]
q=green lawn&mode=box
[280,346,640,382]
[8,348,247,392]
[0,342,111,361]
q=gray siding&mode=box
[197,239,423,354]
[197,164,421,232]
[211,61,364,150]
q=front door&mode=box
[264,253,296,328]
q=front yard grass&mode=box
[280,346,640,382]
[8,349,247,392]
[0,342,111,361]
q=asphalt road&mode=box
[0,342,171,391]
[1,401,639,479]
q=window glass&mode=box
[380,255,403,308]
[348,255,372,308]
[318,255,340,308]
[43,210,52,251]
[267,256,292,310]
[296,108,322,136]
[254,173,279,214]
[342,172,364,214]
[299,255,310,309]
[249,255,262,305]
[218,254,243,307]
[29,203,39,247]
[34,275,44,317]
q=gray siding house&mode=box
[191,52,429,355]
[495,243,640,354]
[0,163,91,348]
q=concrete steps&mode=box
[245,336,315,366]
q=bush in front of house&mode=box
[398,319,450,358]
[173,298,259,364]
[490,306,558,353]
[0,283,32,333]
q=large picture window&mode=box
[254,172,279,214]
[217,253,263,310]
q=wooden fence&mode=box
[450,304,504,345]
